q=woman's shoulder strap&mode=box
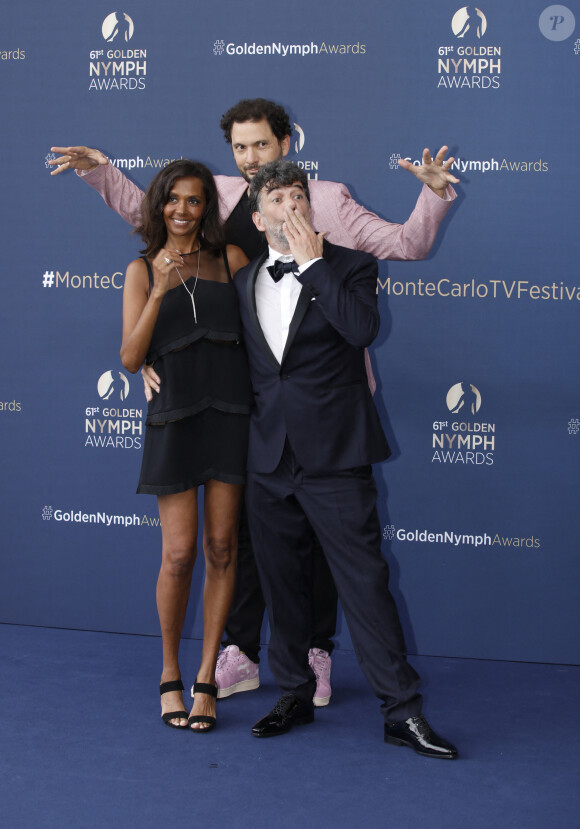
[140,256,154,289]
[221,248,233,283]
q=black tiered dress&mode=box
[137,252,251,495]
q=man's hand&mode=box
[282,209,325,266]
[398,146,459,198]
[141,364,161,403]
[48,146,108,176]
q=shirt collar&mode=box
[267,246,294,265]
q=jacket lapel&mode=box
[217,177,248,223]
[281,287,311,364]
[281,242,332,363]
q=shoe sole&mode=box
[384,735,457,759]
[217,677,260,699]
[192,677,260,699]
[313,694,331,707]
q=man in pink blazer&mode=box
[51,99,457,263]
[50,97,459,707]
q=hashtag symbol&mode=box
[383,524,395,540]
[568,418,580,434]
[574,39,580,55]
[42,271,55,287]
[213,39,225,55]
[389,153,401,170]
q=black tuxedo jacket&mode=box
[234,240,391,473]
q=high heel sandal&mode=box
[188,681,218,733]
[160,679,189,730]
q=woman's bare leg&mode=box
[156,489,199,726]
[189,479,243,730]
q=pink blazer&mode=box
[78,164,456,394]
[213,174,456,261]
[80,164,455,262]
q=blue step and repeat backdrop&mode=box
[1,1,579,664]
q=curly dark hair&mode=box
[219,98,292,144]
[248,160,310,215]
[136,160,224,257]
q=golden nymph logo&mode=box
[432,383,496,466]
[437,7,502,89]
[89,12,146,92]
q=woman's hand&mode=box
[150,249,181,298]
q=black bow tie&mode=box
[267,259,298,282]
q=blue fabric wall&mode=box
[1,0,578,663]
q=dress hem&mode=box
[137,469,245,495]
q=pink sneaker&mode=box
[210,645,260,699]
[309,648,332,707]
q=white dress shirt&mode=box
[255,247,321,364]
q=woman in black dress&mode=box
[121,160,250,731]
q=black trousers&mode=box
[245,442,422,723]
[222,494,338,664]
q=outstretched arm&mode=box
[48,145,145,227]
[325,174,457,262]
[398,146,459,198]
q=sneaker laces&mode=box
[217,645,238,669]
[310,649,328,678]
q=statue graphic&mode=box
[455,6,486,39]
[451,382,478,416]
[101,371,128,401]
[106,12,131,43]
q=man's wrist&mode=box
[426,182,455,201]
[297,257,323,273]
[76,164,102,178]
[428,184,447,199]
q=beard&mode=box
[259,215,290,252]
[241,165,260,183]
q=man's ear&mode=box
[252,210,265,232]
[280,134,291,158]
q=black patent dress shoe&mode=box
[384,715,458,759]
[252,693,315,738]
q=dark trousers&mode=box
[245,442,422,723]
[222,495,338,664]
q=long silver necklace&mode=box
[173,247,201,323]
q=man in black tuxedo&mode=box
[234,160,457,758]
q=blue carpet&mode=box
[1,624,578,828]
